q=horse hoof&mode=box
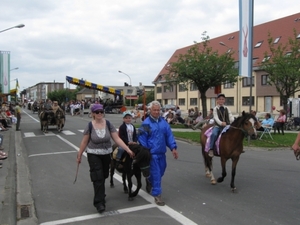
[128,197,134,201]
[231,187,236,193]
[124,189,128,194]
[110,184,114,188]
[211,179,217,185]
[205,173,212,178]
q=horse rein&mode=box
[229,124,255,137]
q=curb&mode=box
[15,131,38,225]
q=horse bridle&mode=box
[230,122,256,137]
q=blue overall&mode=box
[138,116,177,197]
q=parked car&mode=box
[161,104,176,112]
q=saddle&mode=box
[112,147,126,163]
[204,126,230,156]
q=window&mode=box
[226,97,234,106]
[274,36,281,44]
[285,52,292,57]
[156,86,162,93]
[254,41,263,48]
[179,84,186,92]
[178,98,185,105]
[127,89,133,94]
[262,56,270,62]
[164,85,173,92]
[242,77,254,87]
[190,98,197,105]
[224,81,234,89]
[242,96,254,106]
[261,74,270,85]
[164,99,168,105]
[190,82,198,91]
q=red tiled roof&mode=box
[154,12,300,83]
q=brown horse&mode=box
[200,111,259,192]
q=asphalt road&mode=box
[15,109,300,224]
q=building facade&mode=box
[153,13,300,115]
[24,82,64,101]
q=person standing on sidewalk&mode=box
[15,102,22,131]
[138,100,178,206]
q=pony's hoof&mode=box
[124,189,128,194]
[110,184,114,188]
[128,197,134,201]
[211,179,217,185]
[205,173,212,178]
[231,187,237,192]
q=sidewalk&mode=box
[0,128,38,225]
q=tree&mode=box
[47,89,77,104]
[261,30,300,112]
[166,32,238,117]
[136,90,154,104]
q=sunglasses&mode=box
[94,110,104,114]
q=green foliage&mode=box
[261,29,300,110]
[166,32,238,117]
[172,131,298,148]
[47,89,77,104]
[135,90,155,105]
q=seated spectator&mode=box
[273,109,286,135]
[192,108,213,130]
[184,108,195,127]
[257,113,274,131]
[164,110,176,124]
[133,110,141,123]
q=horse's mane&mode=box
[231,112,256,127]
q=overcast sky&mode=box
[1,0,299,91]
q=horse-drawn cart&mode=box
[31,102,40,114]
[39,109,65,133]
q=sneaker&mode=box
[208,150,214,158]
[154,195,165,206]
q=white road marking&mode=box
[28,151,77,158]
[24,132,35,138]
[39,204,156,225]
[61,130,76,135]
[44,132,55,136]
[23,130,77,138]
[23,110,40,122]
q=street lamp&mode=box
[118,70,132,107]
[0,24,25,33]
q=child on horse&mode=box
[116,111,138,169]
[208,93,235,157]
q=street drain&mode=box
[20,205,30,218]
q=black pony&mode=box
[110,144,151,201]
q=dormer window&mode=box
[262,56,270,62]
[254,41,263,48]
[274,36,281,44]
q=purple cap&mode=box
[91,104,103,112]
